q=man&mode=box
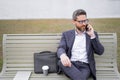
[57,9,104,80]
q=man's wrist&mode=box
[60,53,66,59]
[90,33,96,39]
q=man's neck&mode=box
[76,29,85,35]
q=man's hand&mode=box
[86,24,95,39]
[60,54,71,67]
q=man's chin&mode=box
[77,29,85,32]
[81,28,86,32]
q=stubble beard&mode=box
[76,26,85,32]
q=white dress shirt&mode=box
[70,31,88,63]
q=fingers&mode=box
[60,54,71,67]
[86,24,95,38]
[88,24,94,31]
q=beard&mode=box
[76,26,85,32]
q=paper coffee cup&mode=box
[42,65,49,76]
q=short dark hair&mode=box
[72,9,87,21]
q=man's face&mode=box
[73,15,88,32]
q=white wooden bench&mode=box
[0,33,120,80]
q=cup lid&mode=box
[42,65,49,70]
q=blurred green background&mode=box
[0,18,120,72]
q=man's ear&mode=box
[72,20,76,25]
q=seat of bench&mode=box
[0,71,120,80]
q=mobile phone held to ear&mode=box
[85,24,89,31]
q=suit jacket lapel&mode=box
[68,30,75,50]
[86,33,91,54]
[68,30,91,55]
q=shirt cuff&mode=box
[60,53,66,58]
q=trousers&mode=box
[58,61,91,80]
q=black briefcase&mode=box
[34,51,58,74]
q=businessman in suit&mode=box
[57,9,104,80]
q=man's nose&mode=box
[82,22,86,25]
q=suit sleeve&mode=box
[57,32,67,58]
[91,32,104,55]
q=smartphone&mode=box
[85,24,89,31]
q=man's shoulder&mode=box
[94,31,98,35]
[63,29,75,34]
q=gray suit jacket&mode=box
[57,29,104,79]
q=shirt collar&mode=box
[75,30,86,35]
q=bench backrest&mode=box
[1,33,119,75]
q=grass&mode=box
[0,18,120,72]
[0,55,2,71]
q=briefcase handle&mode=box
[40,51,52,54]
